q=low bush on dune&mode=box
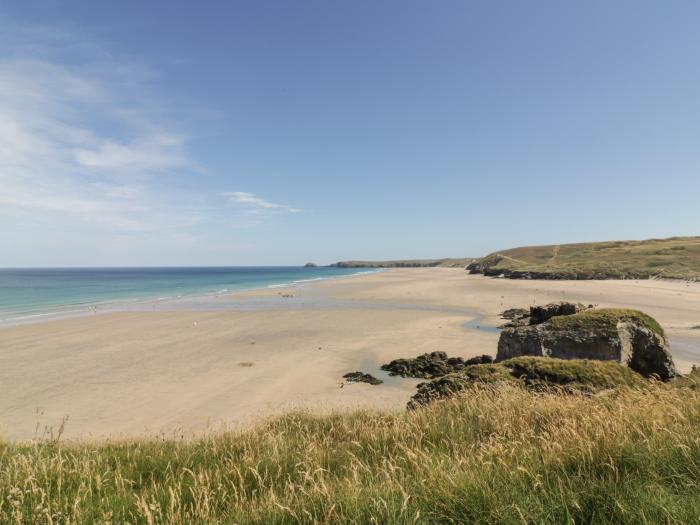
[2,378,700,524]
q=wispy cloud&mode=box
[74,133,188,171]
[223,192,302,213]
[0,15,305,265]
[0,59,192,225]
[0,29,199,236]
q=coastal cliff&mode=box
[467,236,700,281]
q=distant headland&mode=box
[329,258,474,268]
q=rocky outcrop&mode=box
[343,372,383,385]
[500,302,591,328]
[467,264,617,280]
[467,258,584,279]
[303,262,318,267]
[408,363,514,407]
[408,356,647,407]
[381,351,493,379]
[496,308,678,380]
[529,302,588,324]
[500,308,529,321]
[466,259,660,281]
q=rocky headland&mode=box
[497,304,677,379]
[378,302,681,409]
[467,236,700,281]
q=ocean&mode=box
[0,266,370,325]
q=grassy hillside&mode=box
[3,374,700,524]
[468,236,700,280]
[330,258,472,268]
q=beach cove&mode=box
[1,268,699,441]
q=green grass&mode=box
[547,308,665,337]
[3,377,700,524]
[468,236,700,280]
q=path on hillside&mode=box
[496,253,530,266]
[549,245,561,264]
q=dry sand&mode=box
[1,268,698,441]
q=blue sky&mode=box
[1,1,699,266]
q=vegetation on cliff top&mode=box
[3,369,700,524]
[468,236,700,280]
[548,308,666,337]
[505,356,648,390]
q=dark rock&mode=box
[343,372,383,385]
[466,259,652,281]
[499,308,531,328]
[464,354,494,366]
[496,308,678,380]
[381,351,450,378]
[625,327,677,380]
[304,262,318,268]
[466,258,579,280]
[499,303,589,328]
[409,376,474,408]
[529,302,587,325]
[409,363,515,408]
[381,351,493,379]
[500,308,530,321]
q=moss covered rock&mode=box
[497,308,677,380]
[529,302,589,324]
[409,357,647,407]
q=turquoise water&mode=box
[0,267,369,323]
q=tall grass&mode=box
[2,383,700,524]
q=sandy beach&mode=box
[1,268,699,441]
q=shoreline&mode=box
[0,268,698,441]
[0,268,382,329]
